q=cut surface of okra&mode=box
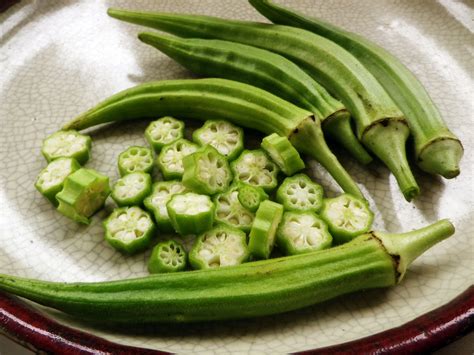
[118,146,154,177]
[148,240,187,273]
[231,149,279,192]
[145,116,184,152]
[41,130,91,165]
[156,139,198,180]
[236,182,269,213]
[214,184,255,232]
[261,133,305,176]
[276,174,324,213]
[111,172,152,207]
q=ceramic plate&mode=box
[0,0,473,353]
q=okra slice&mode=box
[143,181,188,232]
[182,145,232,195]
[56,168,110,224]
[148,240,187,273]
[276,174,324,213]
[145,116,184,152]
[111,172,152,207]
[41,130,91,165]
[248,200,284,259]
[189,225,249,269]
[192,120,244,161]
[214,185,254,232]
[104,206,155,254]
[236,182,269,212]
[320,194,374,244]
[166,192,215,236]
[156,139,198,180]
[276,211,332,255]
[35,157,80,205]
[230,149,279,192]
[261,133,305,176]
[118,146,153,177]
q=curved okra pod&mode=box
[261,133,305,176]
[63,78,363,199]
[138,32,371,165]
[231,149,279,192]
[118,146,154,177]
[276,174,324,213]
[107,9,418,200]
[41,130,91,165]
[214,184,255,232]
[250,0,463,178]
[156,139,198,180]
[148,240,187,273]
[111,172,152,207]
[145,116,184,152]
[236,182,269,213]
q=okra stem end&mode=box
[417,138,463,179]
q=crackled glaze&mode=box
[0,0,473,353]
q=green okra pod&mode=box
[148,240,187,274]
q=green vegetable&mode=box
[156,138,198,180]
[189,225,249,270]
[320,194,374,244]
[63,78,363,199]
[236,182,268,212]
[248,200,284,259]
[118,146,153,177]
[250,0,463,178]
[276,174,323,213]
[111,172,152,207]
[104,206,155,254]
[182,145,232,195]
[144,116,184,152]
[56,168,110,224]
[138,32,371,165]
[192,120,244,161]
[231,149,279,192]
[148,240,187,273]
[214,184,254,232]
[166,192,215,236]
[35,157,80,206]
[41,130,91,165]
[261,133,305,176]
[143,181,188,232]
[0,219,453,323]
[276,211,332,255]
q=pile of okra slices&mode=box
[35,117,373,273]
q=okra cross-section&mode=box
[111,172,152,207]
[182,145,232,195]
[118,146,154,177]
[189,225,249,269]
[35,157,80,206]
[41,130,91,165]
[148,240,187,273]
[192,120,244,161]
[236,182,269,213]
[156,139,198,180]
[276,174,324,213]
[320,194,374,244]
[231,149,279,192]
[56,168,110,224]
[214,185,254,232]
[145,116,184,152]
[261,133,304,176]
[276,211,332,255]
[166,192,215,236]
[104,206,155,254]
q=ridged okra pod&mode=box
[0,220,454,323]
[250,0,463,178]
[63,78,363,198]
[107,8,419,201]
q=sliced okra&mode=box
[214,185,254,232]
[276,211,332,255]
[145,116,185,152]
[35,157,80,206]
[189,225,249,270]
[156,139,198,180]
[236,182,269,213]
[41,130,91,165]
[118,146,153,177]
[111,172,152,207]
[192,120,244,161]
[276,174,324,213]
[182,145,232,195]
[148,240,187,273]
[261,133,305,176]
[56,168,110,224]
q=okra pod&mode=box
[0,220,454,323]
[276,174,324,213]
[117,146,154,177]
[231,149,279,192]
[148,240,187,274]
[236,182,268,213]
[261,133,305,176]
[145,116,184,152]
[214,184,255,232]
[156,139,198,180]
[111,172,152,207]
[41,130,91,165]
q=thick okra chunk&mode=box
[182,145,232,195]
[41,130,91,165]
[230,149,279,192]
[248,200,284,259]
[189,225,249,270]
[145,116,184,152]
[156,139,198,180]
[236,182,269,212]
[148,240,187,273]
[104,206,155,254]
[320,194,374,244]
[276,174,324,213]
[167,193,215,236]
[35,157,80,205]
[261,133,305,176]
[111,172,152,207]
[277,211,332,255]
[214,185,254,232]
[118,146,153,177]
[144,181,187,232]
[56,168,110,224]
[192,120,244,161]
